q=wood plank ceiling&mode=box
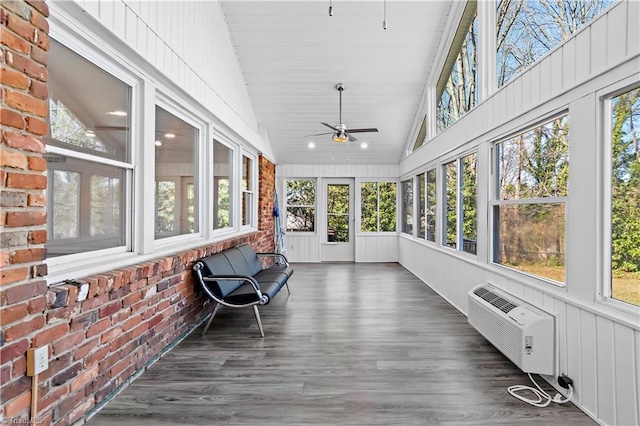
[221,1,453,165]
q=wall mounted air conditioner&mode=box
[468,284,555,376]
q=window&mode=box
[154,106,199,239]
[609,87,640,307]
[497,0,615,87]
[401,179,413,234]
[437,3,478,133]
[242,155,254,226]
[361,181,397,233]
[493,115,569,283]
[45,39,131,257]
[213,140,233,230]
[418,173,426,238]
[444,154,477,254]
[412,115,427,151]
[286,179,315,232]
[425,169,437,242]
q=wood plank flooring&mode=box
[88,263,594,425]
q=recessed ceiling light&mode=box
[107,110,127,117]
[360,142,368,149]
[155,140,162,146]
[164,133,175,138]
[308,142,315,149]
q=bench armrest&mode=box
[256,252,289,266]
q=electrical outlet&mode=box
[27,346,49,376]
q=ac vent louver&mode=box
[473,287,518,314]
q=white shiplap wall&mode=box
[59,0,274,160]
[277,164,399,263]
[399,2,640,425]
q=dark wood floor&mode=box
[88,263,593,425]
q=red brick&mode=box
[85,345,109,368]
[30,45,47,65]
[6,12,37,43]
[0,302,28,325]
[31,262,47,279]
[2,279,46,303]
[0,147,27,168]
[98,300,122,319]
[0,66,29,89]
[3,390,31,418]
[122,290,142,307]
[26,115,47,133]
[38,385,67,413]
[27,155,46,171]
[11,247,46,263]
[27,229,46,244]
[3,314,44,341]
[100,326,123,344]
[51,330,84,356]
[73,337,99,361]
[6,172,46,189]
[4,50,47,81]
[69,364,99,393]
[26,1,49,18]
[0,338,29,362]
[0,376,31,405]
[86,317,110,338]
[0,26,30,54]
[1,251,9,268]
[5,89,47,116]
[27,192,45,206]
[4,131,44,152]
[35,29,49,51]
[30,8,48,32]
[33,322,68,347]
[27,294,46,313]
[5,210,46,227]
[81,293,108,312]
[0,266,28,286]
[1,111,25,132]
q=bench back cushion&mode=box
[199,252,242,298]
[236,244,264,276]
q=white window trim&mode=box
[211,137,237,235]
[240,150,259,230]
[284,178,317,235]
[356,179,399,235]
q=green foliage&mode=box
[286,180,316,232]
[361,182,397,233]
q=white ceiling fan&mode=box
[308,83,379,143]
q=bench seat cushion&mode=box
[199,252,243,298]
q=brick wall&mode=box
[1,2,278,424]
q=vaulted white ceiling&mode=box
[221,1,454,165]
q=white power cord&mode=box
[508,373,574,407]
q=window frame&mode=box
[400,178,414,235]
[490,113,569,286]
[212,138,235,233]
[45,33,139,271]
[284,178,317,234]
[358,179,398,234]
[240,151,258,229]
[442,151,478,255]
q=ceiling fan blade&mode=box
[347,133,358,142]
[321,122,340,132]
[347,128,379,133]
[305,132,333,137]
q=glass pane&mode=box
[213,140,232,230]
[401,179,413,234]
[327,185,349,214]
[52,170,80,240]
[437,11,478,133]
[610,87,640,307]
[379,182,397,232]
[48,40,130,162]
[418,173,426,238]
[286,207,315,232]
[494,203,565,283]
[426,170,436,242]
[242,191,252,226]
[497,0,615,87]
[155,106,199,239]
[155,181,176,235]
[497,115,569,200]
[360,182,378,232]
[462,153,477,254]
[287,180,315,206]
[328,215,349,243]
[242,156,252,190]
[90,175,122,237]
[445,161,457,248]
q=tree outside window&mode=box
[493,115,569,283]
[610,87,640,307]
[401,179,413,234]
[361,181,397,233]
[444,154,477,254]
[286,180,316,232]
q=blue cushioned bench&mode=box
[192,244,293,337]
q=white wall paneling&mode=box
[399,2,640,425]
